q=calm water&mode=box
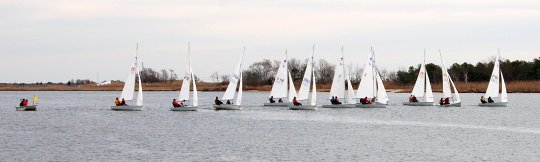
[1,91,539,161]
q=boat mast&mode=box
[423,49,426,101]
[371,47,377,100]
[497,49,501,94]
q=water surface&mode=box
[1,91,539,161]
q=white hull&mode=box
[111,106,143,111]
[15,105,37,111]
[289,105,317,110]
[263,102,291,107]
[479,102,508,107]
[213,104,241,110]
[439,102,462,107]
[402,102,434,106]
[170,106,198,111]
[355,103,386,108]
[321,104,356,108]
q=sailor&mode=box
[269,96,275,103]
[412,95,419,102]
[444,98,450,105]
[214,97,223,105]
[23,99,28,106]
[121,98,127,106]
[335,97,342,104]
[480,96,487,104]
[488,96,494,103]
[172,99,181,107]
[292,97,302,106]
[114,98,121,106]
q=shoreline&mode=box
[1,80,539,93]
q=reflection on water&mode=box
[1,91,539,161]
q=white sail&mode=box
[120,57,137,101]
[310,55,317,106]
[288,72,297,102]
[425,72,434,102]
[441,53,460,103]
[411,63,427,98]
[449,76,461,103]
[441,57,452,98]
[329,54,345,99]
[222,49,245,100]
[485,56,500,98]
[346,72,356,104]
[298,57,312,101]
[501,72,508,102]
[375,70,388,104]
[178,57,191,101]
[136,65,143,106]
[191,70,199,106]
[269,52,289,99]
[236,71,243,105]
[356,52,374,98]
[221,47,245,105]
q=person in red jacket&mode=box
[23,99,28,106]
[292,97,302,106]
[172,99,181,107]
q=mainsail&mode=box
[269,51,289,99]
[222,47,245,104]
[120,43,143,106]
[484,55,508,103]
[440,52,460,103]
[178,42,198,106]
[410,53,433,102]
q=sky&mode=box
[1,0,539,83]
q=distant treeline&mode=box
[209,59,338,86]
[395,57,540,85]
[209,57,540,87]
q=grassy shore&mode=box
[1,80,539,93]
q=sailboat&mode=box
[264,50,297,107]
[171,42,198,111]
[111,44,144,111]
[15,95,38,111]
[213,47,245,110]
[439,51,461,107]
[479,53,508,107]
[289,45,317,110]
[403,51,434,106]
[322,46,356,108]
[355,47,388,108]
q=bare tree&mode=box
[243,59,275,85]
[210,72,220,83]
[168,69,177,82]
[315,59,335,84]
[220,74,230,85]
[288,58,307,81]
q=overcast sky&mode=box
[1,0,539,83]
